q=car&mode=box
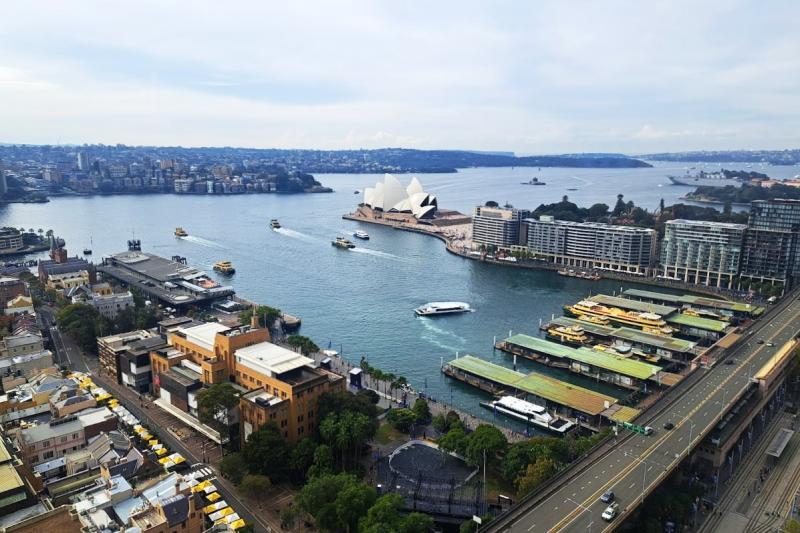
[643,426,655,436]
[724,358,735,365]
[602,502,619,521]
[600,490,615,503]
[766,342,775,347]
[663,422,675,430]
[757,339,764,344]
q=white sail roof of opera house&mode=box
[362,174,438,219]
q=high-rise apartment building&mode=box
[740,199,800,287]
[472,206,529,249]
[660,219,747,288]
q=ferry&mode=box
[521,177,546,186]
[545,325,588,347]
[565,300,672,332]
[667,170,742,188]
[414,302,472,317]
[269,219,281,229]
[174,227,188,237]
[353,230,370,240]
[577,314,610,326]
[213,261,236,275]
[83,248,92,255]
[332,236,355,249]
[557,269,601,281]
[683,307,727,321]
[480,396,575,434]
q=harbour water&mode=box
[2,162,796,429]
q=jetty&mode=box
[442,355,639,430]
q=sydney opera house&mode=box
[361,174,438,220]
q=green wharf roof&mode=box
[666,313,728,332]
[622,288,762,315]
[447,355,617,416]
[551,317,696,354]
[588,294,677,316]
[504,333,661,380]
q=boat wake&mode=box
[350,247,408,262]
[571,175,594,186]
[273,228,318,243]
[418,317,467,352]
[182,235,227,249]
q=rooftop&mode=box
[666,313,728,332]
[504,333,661,380]
[588,294,677,316]
[242,388,285,407]
[108,251,202,282]
[622,288,760,314]
[178,322,230,352]
[666,218,748,230]
[235,342,314,377]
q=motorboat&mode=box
[414,302,471,316]
[174,227,188,237]
[269,219,281,229]
[353,230,370,240]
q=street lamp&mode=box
[685,421,697,460]
[624,452,668,505]
[565,497,593,533]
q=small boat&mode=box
[353,230,370,240]
[174,227,188,237]
[566,188,579,191]
[83,237,93,255]
[480,396,575,434]
[354,190,360,194]
[414,302,471,316]
[332,236,355,249]
[521,177,546,186]
[213,261,235,274]
[269,219,281,229]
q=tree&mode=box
[289,437,318,483]
[587,203,609,220]
[336,482,377,532]
[516,457,556,496]
[240,305,282,328]
[400,513,434,533]
[358,493,432,533]
[239,474,271,504]
[612,193,627,217]
[219,452,247,485]
[438,427,468,456]
[287,334,319,355]
[320,411,375,469]
[196,383,240,445]
[465,424,508,467]
[242,422,290,483]
[485,200,499,207]
[56,304,102,353]
[501,439,555,482]
[432,413,448,433]
[386,408,417,433]
[411,398,431,423]
[308,443,334,479]
[296,473,372,533]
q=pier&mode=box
[622,288,764,318]
[544,316,699,363]
[441,355,640,430]
[495,333,680,390]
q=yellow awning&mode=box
[155,448,167,456]
[140,433,152,441]
[192,480,211,493]
[206,492,221,502]
[148,439,159,446]
[231,519,246,529]
[158,457,171,465]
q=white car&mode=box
[602,502,619,521]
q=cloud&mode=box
[0,0,798,152]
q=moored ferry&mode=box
[577,314,610,326]
[565,299,672,332]
[174,227,188,237]
[480,396,574,434]
[213,261,235,274]
[545,325,589,347]
[414,302,472,316]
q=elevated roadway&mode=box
[490,294,800,532]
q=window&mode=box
[43,450,54,460]
[60,436,67,443]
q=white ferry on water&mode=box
[414,302,472,316]
[480,396,575,434]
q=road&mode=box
[491,294,800,533]
[40,306,276,533]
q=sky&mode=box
[0,1,798,154]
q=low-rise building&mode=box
[0,333,44,359]
[0,351,55,388]
[0,277,27,308]
[97,330,159,385]
[45,271,90,293]
[4,295,34,316]
[69,285,135,319]
[118,336,168,394]
[0,229,24,255]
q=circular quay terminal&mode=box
[1,3,799,533]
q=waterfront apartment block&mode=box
[0,229,24,254]
[740,199,800,287]
[659,219,747,289]
[525,215,656,275]
[472,206,529,249]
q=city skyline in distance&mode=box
[0,1,798,153]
